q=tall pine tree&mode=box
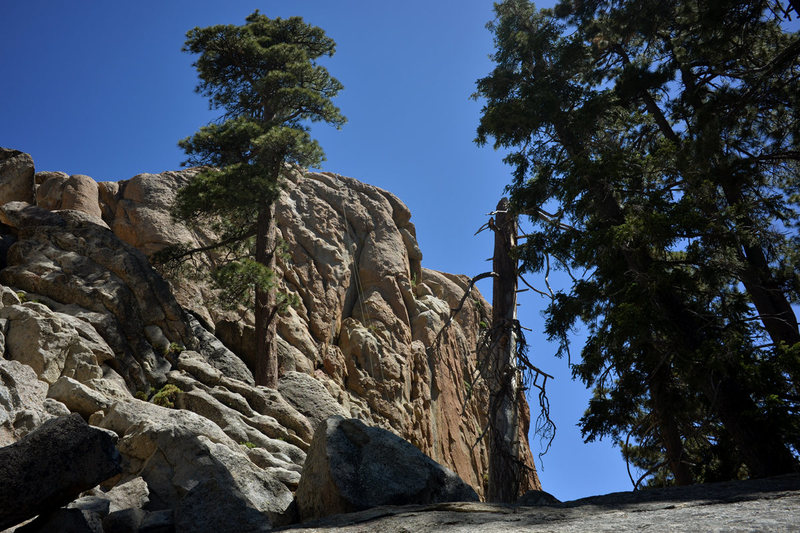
[165,11,345,387]
[475,0,800,485]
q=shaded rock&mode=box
[0,413,121,531]
[14,507,103,533]
[186,313,254,385]
[0,148,34,205]
[0,302,111,385]
[7,158,541,500]
[0,203,190,391]
[295,416,479,522]
[517,489,561,506]
[103,508,173,533]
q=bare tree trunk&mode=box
[254,203,278,388]
[487,197,523,503]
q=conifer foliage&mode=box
[475,0,800,486]
[166,11,345,387]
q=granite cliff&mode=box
[0,147,539,531]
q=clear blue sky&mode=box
[0,1,634,500]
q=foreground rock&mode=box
[94,398,294,532]
[0,414,121,530]
[296,416,479,521]
[282,474,800,533]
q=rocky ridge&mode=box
[0,147,539,531]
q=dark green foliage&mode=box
[158,11,344,386]
[475,0,800,486]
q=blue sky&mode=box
[1,1,634,500]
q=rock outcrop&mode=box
[91,166,539,496]
[0,147,539,530]
[296,416,479,521]
[279,474,800,533]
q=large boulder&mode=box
[295,416,479,522]
[0,413,121,531]
[35,172,103,220]
[0,148,34,205]
[95,399,294,532]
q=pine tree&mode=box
[165,11,345,387]
[475,0,800,485]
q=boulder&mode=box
[0,148,34,205]
[295,416,479,522]
[47,376,111,418]
[0,413,121,531]
[277,371,349,433]
[96,399,294,531]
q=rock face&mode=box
[296,416,479,521]
[93,166,540,497]
[0,147,540,530]
[0,413,121,530]
[0,148,34,205]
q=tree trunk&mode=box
[720,182,800,358]
[649,366,694,485]
[254,203,279,388]
[703,371,799,478]
[487,197,523,503]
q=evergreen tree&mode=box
[165,11,345,387]
[475,0,800,485]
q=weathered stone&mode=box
[0,203,191,391]
[35,172,102,220]
[47,376,110,418]
[0,302,109,385]
[278,371,349,432]
[102,508,173,533]
[0,148,34,205]
[517,489,561,506]
[280,475,800,533]
[97,399,293,530]
[0,413,121,531]
[35,171,70,210]
[296,416,479,522]
[0,358,49,446]
[186,313,255,385]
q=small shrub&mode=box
[151,384,182,409]
[241,441,257,449]
[164,342,184,357]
